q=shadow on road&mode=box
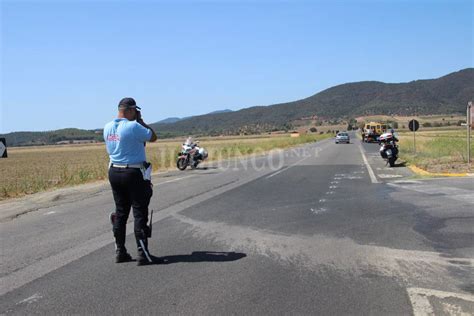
[382,161,407,168]
[197,166,220,170]
[159,251,246,265]
[393,161,407,168]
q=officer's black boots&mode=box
[113,223,132,263]
[136,228,162,265]
[136,239,153,265]
[116,248,132,263]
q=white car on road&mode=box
[335,132,350,144]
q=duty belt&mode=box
[110,163,143,169]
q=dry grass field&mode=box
[0,133,330,200]
[398,129,473,174]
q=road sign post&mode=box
[409,119,419,154]
[468,101,472,166]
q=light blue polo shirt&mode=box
[103,118,152,164]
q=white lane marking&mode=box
[155,176,193,186]
[44,211,56,215]
[407,288,434,315]
[407,287,474,316]
[388,183,474,204]
[378,174,403,178]
[440,301,472,315]
[388,183,473,195]
[16,293,42,305]
[265,156,310,179]
[310,207,327,214]
[392,180,423,184]
[265,167,289,179]
[358,145,379,184]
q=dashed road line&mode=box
[310,207,327,214]
[16,293,42,306]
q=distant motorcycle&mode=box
[176,138,208,171]
[379,133,398,167]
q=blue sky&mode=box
[1,0,472,133]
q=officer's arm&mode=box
[137,119,158,142]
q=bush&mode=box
[309,127,317,133]
[422,122,432,127]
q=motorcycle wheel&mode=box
[177,158,188,171]
[190,161,199,169]
[389,157,396,167]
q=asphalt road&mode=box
[1,132,473,315]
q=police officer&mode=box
[104,97,158,265]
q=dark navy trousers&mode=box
[108,167,152,249]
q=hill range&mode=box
[151,68,473,137]
[2,68,472,146]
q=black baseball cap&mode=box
[118,97,141,110]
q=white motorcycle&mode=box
[379,133,399,167]
[176,138,208,171]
